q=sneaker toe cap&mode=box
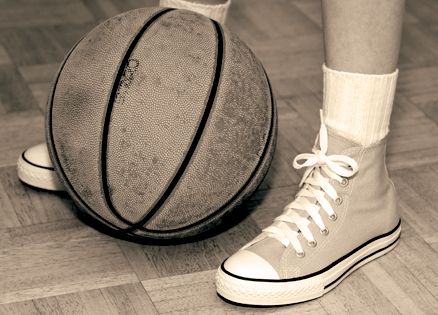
[23,143,54,169]
[223,250,280,280]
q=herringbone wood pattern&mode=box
[1,0,438,314]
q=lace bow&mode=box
[243,110,359,256]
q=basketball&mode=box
[46,7,277,242]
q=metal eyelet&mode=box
[335,196,343,205]
[296,251,305,258]
[320,228,329,236]
[329,213,338,221]
[340,178,349,187]
[308,240,317,247]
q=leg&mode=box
[322,0,405,146]
[216,1,405,306]
[322,0,405,74]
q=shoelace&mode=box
[243,110,359,257]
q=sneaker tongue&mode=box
[325,126,361,156]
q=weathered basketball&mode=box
[46,7,277,242]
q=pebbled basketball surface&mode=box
[46,7,277,242]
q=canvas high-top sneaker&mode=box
[216,111,401,306]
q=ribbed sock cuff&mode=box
[159,0,231,24]
[322,64,398,146]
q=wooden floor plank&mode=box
[319,270,399,315]
[0,27,66,66]
[142,270,327,315]
[0,111,45,167]
[291,0,323,28]
[399,24,438,68]
[0,65,39,113]
[365,251,438,315]
[271,74,322,99]
[0,220,138,304]
[0,0,93,29]
[362,261,427,315]
[0,166,75,227]
[0,300,39,315]
[0,44,11,65]
[392,164,438,242]
[1,282,160,315]
[397,66,438,103]
[119,217,260,281]
[81,0,121,22]
[394,235,438,299]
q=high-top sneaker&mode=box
[216,111,401,306]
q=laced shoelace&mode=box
[243,110,359,257]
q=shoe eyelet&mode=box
[308,240,317,247]
[340,178,349,187]
[329,213,338,221]
[320,228,329,236]
[335,196,343,205]
[296,251,305,258]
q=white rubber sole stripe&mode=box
[17,151,64,191]
[216,220,401,306]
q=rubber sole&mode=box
[216,221,401,306]
[17,151,64,191]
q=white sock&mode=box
[160,0,231,24]
[322,64,398,146]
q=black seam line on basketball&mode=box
[324,235,399,290]
[221,219,401,282]
[48,37,127,231]
[48,38,124,231]
[135,62,276,234]
[47,28,160,236]
[121,19,224,233]
[100,8,175,226]
[21,151,55,171]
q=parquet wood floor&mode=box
[1,0,437,313]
